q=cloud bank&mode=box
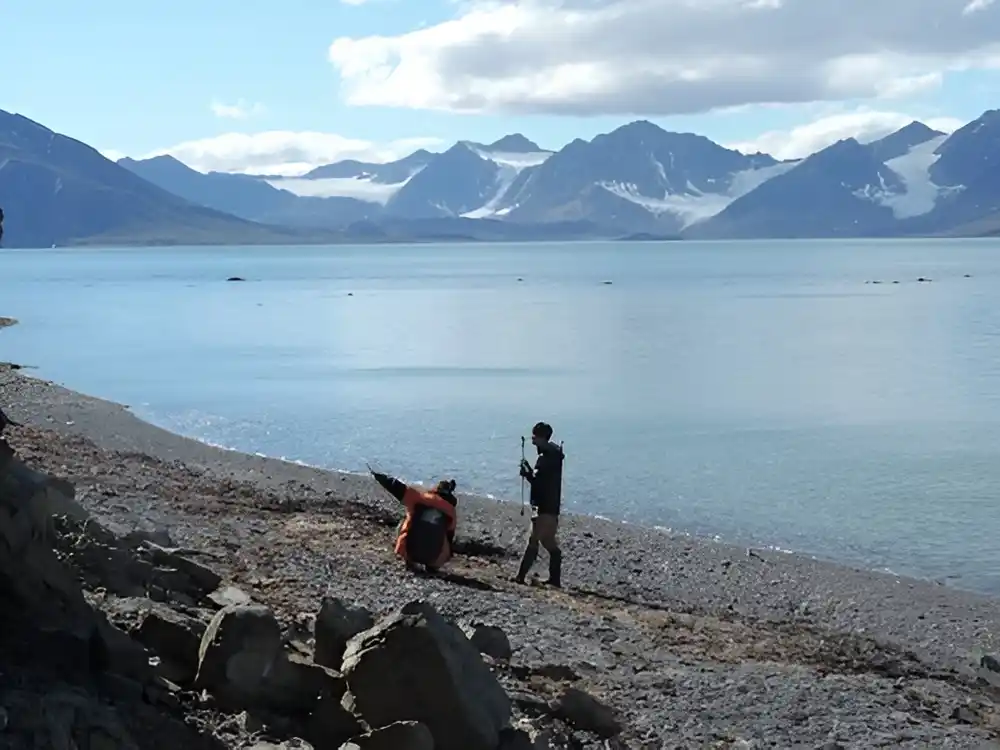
[327,0,1000,116]
[140,131,444,175]
[210,99,267,119]
[730,109,965,160]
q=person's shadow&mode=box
[411,567,498,592]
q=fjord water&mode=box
[4,239,1000,593]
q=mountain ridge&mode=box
[4,104,999,245]
[113,109,1000,240]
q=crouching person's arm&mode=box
[371,471,408,503]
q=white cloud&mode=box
[139,131,443,176]
[729,109,965,160]
[964,0,995,15]
[267,177,408,203]
[327,0,1000,116]
[210,99,266,119]
[99,148,127,163]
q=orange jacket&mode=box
[372,472,457,568]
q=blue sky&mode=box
[4,0,999,174]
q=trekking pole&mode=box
[520,436,526,517]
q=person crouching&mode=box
[370,469,458,574]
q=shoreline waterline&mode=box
[7,357,1000,692]
[63,398,994,594]
[1,357,992,603]
[7,240,1000,597]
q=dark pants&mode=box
[516,513,562,585]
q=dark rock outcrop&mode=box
[463,622,513,662]
[338,721,435,750]
[341,600,512,750]
[0,438,227,749]
[0,432,600,750]
[314,597,375,670]
[550,686,622,738]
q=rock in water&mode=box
[314,597,375,670]
[339,721,434,750]
[340,601,511,750]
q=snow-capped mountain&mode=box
[119,155,378,228]
[693,111,1000,238]
[260,149,434,205]
[114,109,1000,240]
[690,138,908,238]
[477,121,794,233]
[915,109,1000,232]
[458,135,553,219]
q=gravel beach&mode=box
[3,359,1000,748]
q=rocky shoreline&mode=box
[3,363,1000,748]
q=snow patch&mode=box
[878,135,952,218]
[600,182,730,228]
[472,148,552,169]
[850,135,965,219]
[461,148,552,218]
[267,175,411,205]
[727,161,799,199]
[462,163,525,219]
[598,161,798,228]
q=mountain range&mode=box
[2,105,1000,247]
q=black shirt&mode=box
[528,441,564,515]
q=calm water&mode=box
[3,239,1000,593]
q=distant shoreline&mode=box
[15,233,685,249]
[7,233,998,249]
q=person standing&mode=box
[514,421,565,587]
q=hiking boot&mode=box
[547,549,562,588]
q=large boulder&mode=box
[106,597,207,685]
[549,687,622,738]
[195,603,345,717]
[195,604,285,709]
[339,721,434,750]
[462,622,512,662]
[139,542,224,600]
[305,681,364,750]
[314,597,375,670]
[261,652,344,716]
[340,601,511,750]
[0,439,150,679]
